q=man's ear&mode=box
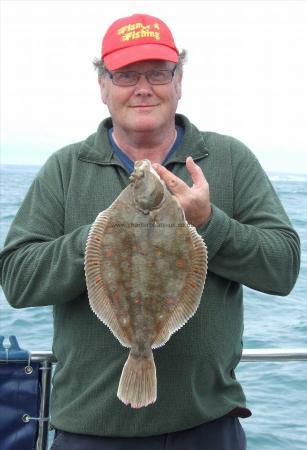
[175,70,183,100]
[98,76,108,104]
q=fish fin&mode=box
[152,225,208,348]
[117,349,157,408]
[85,209,131,347]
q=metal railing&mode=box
[241,348,307,362]
[32,347,307,364]
[2,348,307,450]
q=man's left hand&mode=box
[153,157,212,228]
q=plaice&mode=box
[84,159,208,408]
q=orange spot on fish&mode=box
[155,250,162,257]
[165,298,176,310]
[190,282,196,288]
[106,250,113,258]
[113,291,120,301]
[95,277,101,284]
[176,259,185,268]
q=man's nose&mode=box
[134,74,153,94]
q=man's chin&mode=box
[129,117,162,133]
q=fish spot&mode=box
[120,317,130,326]
[175,259,185,268]
[165,298,176,310]
[112,291,120,301]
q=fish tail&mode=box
[117,349,157,408]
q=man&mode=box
[0,13,300,450]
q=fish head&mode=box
[129,160,165,213]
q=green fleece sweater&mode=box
[0,115,300,436]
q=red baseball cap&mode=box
[102,14,179,70]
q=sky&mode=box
[1,0,307,173]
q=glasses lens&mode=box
[147,70,173,85]
[112,71,138,86]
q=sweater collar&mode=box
[78,114,209,167]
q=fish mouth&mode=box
[130,160,162,185]
[134,160,161,179]
[135,160,150,170]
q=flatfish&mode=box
[84,159,207,408]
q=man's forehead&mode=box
[114,59,175,71]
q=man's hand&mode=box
[153,157,212,228]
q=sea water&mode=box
[1,164,306,449]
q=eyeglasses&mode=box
[106,66,177,86]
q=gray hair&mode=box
[93,49,187,79]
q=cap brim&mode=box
[104,44,179,70]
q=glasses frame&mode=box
[105,66,178,87]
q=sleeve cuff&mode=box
[78,224,91,255]
[197,204,231,261]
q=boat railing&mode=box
[1,348,307,450]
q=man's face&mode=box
[98,60,182,134]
